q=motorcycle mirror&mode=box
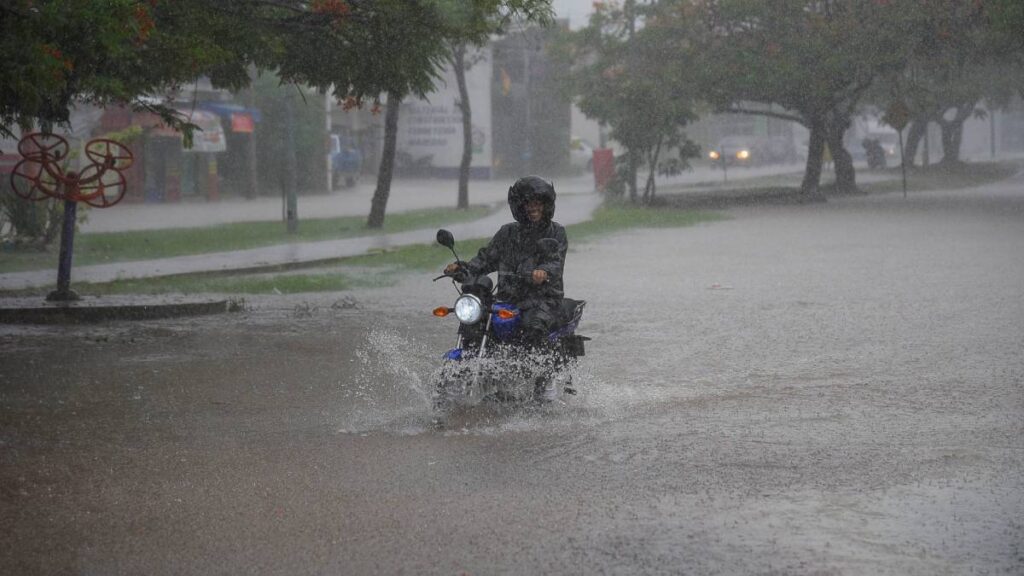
[436,228,462,263]
[537,238,560,257]
[436,229,455,249]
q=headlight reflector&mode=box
[454,294,484,324]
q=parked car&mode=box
[330,134,362,189]
[570,136,594,173]
[875,133,900,159]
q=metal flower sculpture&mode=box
[8,133,134,301]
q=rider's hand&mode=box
[531,269,548,285]
[444,262,461,275]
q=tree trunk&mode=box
[938,102,974,165]
[245,76,259,198]
[453,43,472,210]
[284,94,298,233]
[627,149,639,203]
[368,93,402,228]
[642,139,662,204]
[903,117,928,167]
[800,117,826,197]
[825,113,857,193]
[941,122,967,165]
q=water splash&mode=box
[340,328,436,434]
[337,327,650,436]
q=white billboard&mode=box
[397,46,492,178]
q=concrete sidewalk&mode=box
[0,193,603,290]
[80,163,808,233]
[81,174,602,233]
[0,161,906,291]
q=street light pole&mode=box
[284,92,298,234]
[49,200,79,302]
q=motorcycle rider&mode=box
[443,175,568,349]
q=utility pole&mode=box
[246,66,259,198]
[990,106,997,159]
[326,90,333,191]
[284,92,298,234]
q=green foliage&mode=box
[0,0,145,136]
[558,1,699,201]
[566,202,726,240]
[1,0,554,138]
[3,202,723,296]
[987,0,1024,51]
[687,0,914,119]
[879,1,1024,163]
[0,151,89,249]
[346,241,488,272]
[0,190,62,247]
[858,161,1019,195]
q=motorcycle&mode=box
[430,229,589,410]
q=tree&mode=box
[450,42,477,210]
[561,0,699,203]
[361,0,552,227]
[0,0,282,142]
[1,0,167,140]
[683,0,915,195]
[1,0,552,229]
[359,2,467,228]
[446,2,553,210]
[883,1,1024,166]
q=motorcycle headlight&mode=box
[454,294,484,324]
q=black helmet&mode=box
[508,175,556,224]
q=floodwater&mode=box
[2,178,1023,574]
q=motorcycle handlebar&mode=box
[433,267,545,283]
[434,262,470,283]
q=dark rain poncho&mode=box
[463,175,568,336]
[464,220,568,308]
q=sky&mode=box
[551,0,594,29]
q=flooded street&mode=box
[2,181,1023,575]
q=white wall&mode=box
[397,46,493,174]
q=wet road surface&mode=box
[2,179,1023,574]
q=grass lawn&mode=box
[0,205,492,274]
[4,160,1013,298]
[858,160,1019,194]
[3,204,725,296]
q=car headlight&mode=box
[709,150,720,160]
[454,294,484,324]
[736,149,750,160]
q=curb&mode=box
[0,299,231,325]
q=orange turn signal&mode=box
[496,308,518,320]
[433,307,452,317]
